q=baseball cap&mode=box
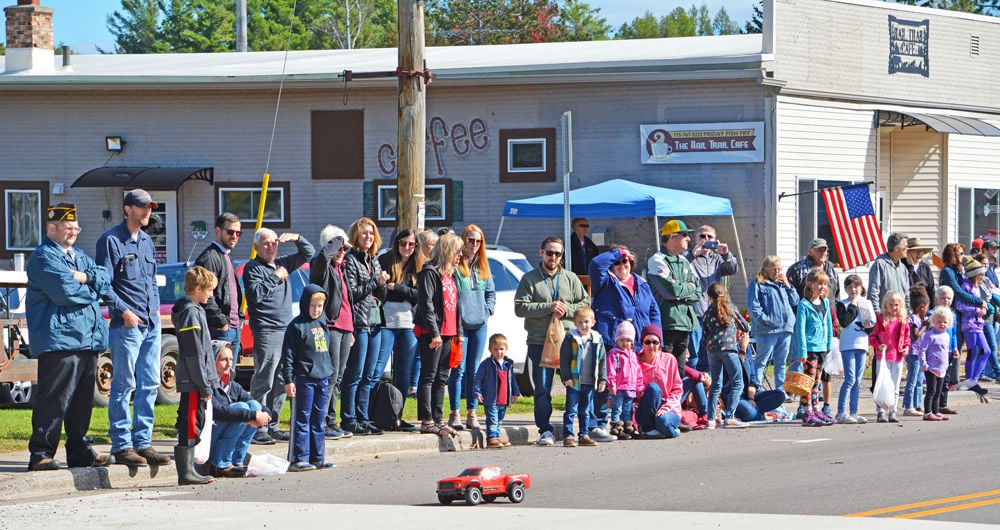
[983,240,1000,251]
[809,238,828,250]
[124,189,158,209]
[972,238,985,251]
[660,219,693,236]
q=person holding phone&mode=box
[685,225,738,372]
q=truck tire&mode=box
[93,352,113,407]
[156,335,180,405]
[507,482,525,503]
[516,362,533,398]
[464,486,483,506]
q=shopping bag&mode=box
[247,453,290,477]
[872,355,896,410]
[193,400,213,465]
[823,338,844,377]
[539,315,564,369]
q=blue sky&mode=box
[24,1,757,54]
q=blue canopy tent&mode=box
[498,179,747,287]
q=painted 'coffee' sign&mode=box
[889,15,929,77]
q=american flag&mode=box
[820,183,886,270]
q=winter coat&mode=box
[746,278,799,337]
[956,279,987,334]
[212,378,269,424]
[473,355,520,407]
[194,242,243,330]
[343,249,388,330]
[794,298,833,358]
[590,248,660,348]
[513,264,589,345]
[172,296,220,397]
[607,347,642,393]
[25,237,110,355]
[243,236,315,330]
[414,265,464,339]
[310,239,348,326]
[646,249,701,332]
[869,313,910,363]
[559,329,606,389]
[281,284,334,382]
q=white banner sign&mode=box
[640,121,765,164]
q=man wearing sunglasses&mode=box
[646,220,702,377]
[685,225,738,372]
[195,212,245,354]
[515,237,590,446]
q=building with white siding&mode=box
[1,0,999,301]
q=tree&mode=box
[558,0,611,41]
[614,11,660,39]
[106,0,162,53]
[712,6,738,35]
[662,6,696,37]
[694,3,712,36]
[426,0,566,46]
[159,0,236,52]
[744,0,763,34]
[246,0,337,51]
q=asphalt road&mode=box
[125,402,1000,525]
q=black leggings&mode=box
[924,371,943,415]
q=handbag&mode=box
[539,315,564,369]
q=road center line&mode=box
[893,497,1000,519]
[844,488,1000,518]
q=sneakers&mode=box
[269,429,291,442]
[887,411,899,423]
[466,410,482,430]
[578,435,598,447]
[802,413,826,427]
[836,413,857,424]
[537,431,555,446]
[876,411,888,423]
[816,411,836,426]
[448,411,465,431]
[113,447,148,467]
[705,418,717,430]
[252,430,276,445]
[364,422,384,435]
[487,437,504,449]
[563,436,577,447]
[287,461,316,472]
[795,404,808,420]
[821,405,832,418]
[136,446,171,465]
[324,426,344,439]
[399,420,419,433]
[854,415,869,424]
[721,418,748,429]
[588,427,616,443]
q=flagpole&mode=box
[778,180,874,201]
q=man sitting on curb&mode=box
[210,340,271,478]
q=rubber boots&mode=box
[174,445,214,486]
[609,421,624,439]
[623,421,639,440]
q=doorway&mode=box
[144,191,177,264]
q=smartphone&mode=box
[703,240,720,250]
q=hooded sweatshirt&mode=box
[172,296,220,398]
[281,284,334,382]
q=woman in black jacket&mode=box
[340,217,389,435]
[415,233,464,436]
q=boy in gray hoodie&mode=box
[172,265,221,485]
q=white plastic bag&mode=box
[193,401,213,465]
[824,338,844,377]
[872,355,896,410]
[247,453,289,477]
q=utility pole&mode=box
[236,0,247,52]
[396,0,426,232]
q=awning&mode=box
[877,107,1000,136]
[71,167,214,189]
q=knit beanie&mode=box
[615,321,636,342]
[212,339,231,359]
[640,324,662,344]
[964,256,985,278]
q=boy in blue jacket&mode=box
[281,284,335,471]
[474,333,520,449]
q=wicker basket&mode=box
[783,358,814,397]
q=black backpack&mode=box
[369,381,404,431]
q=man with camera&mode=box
[685,225,738,372]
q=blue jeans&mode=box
[753,333,791,390]
[290,377,327,464]
[635,383,680,438]
[983,322,1000,379]
[484,403,508,440]
[209,324,241,357]
[108,322,161,452]
[448,325,488,412]
[563,384,594,438]
[707,351,744,421]
[382,327,418,400]
[734,389,786,421]
[903,354,925,409]
[611,393,635,422]
[681,377,709,416]
[526,343,555,435]
[249,327,286,433]
[210,400,260,468]
[838,348,867,415]
[687,324,709,372]
[342,326,382,427]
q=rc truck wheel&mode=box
[507,483,525,503]
[464,486,483,506]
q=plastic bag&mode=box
[247,453,289,477]
[872,355,896,410]
[824,338,844,377]
[193,401,213,465]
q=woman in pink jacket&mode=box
[635,324,683,439]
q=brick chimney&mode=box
[4,0,54,73]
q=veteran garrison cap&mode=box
[47,203,77,222]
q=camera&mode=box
[703,240,720,250]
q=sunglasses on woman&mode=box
[643,339,660,345]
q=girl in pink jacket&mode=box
[607,322,643,439]
[869,291,910,423]
[635,324,683,439]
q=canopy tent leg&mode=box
[730,214,749,290]
[494,216,505,247]
[653,215,660,256]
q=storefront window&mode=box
[369,178,454,227]
[958,187,1000,247]
[215,182,290,229]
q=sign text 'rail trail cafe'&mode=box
[640,122,765,164]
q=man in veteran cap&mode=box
[96,189,171,466]
[25,204,112,470]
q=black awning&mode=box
[72,167,214,189]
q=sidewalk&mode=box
[0,381,990,502]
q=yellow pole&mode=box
[240,172,271,313]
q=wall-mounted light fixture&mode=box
[106,136,125,152]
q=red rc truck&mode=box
[436,466,531,505]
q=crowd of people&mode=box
[22,190,1000,480]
